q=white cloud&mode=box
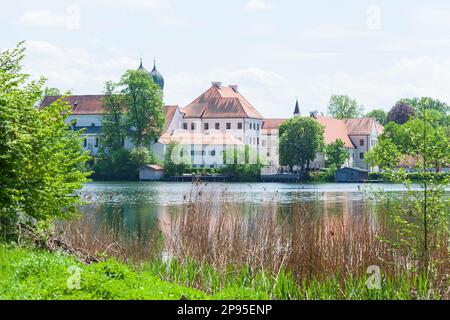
[299,24,387,40]
[24,40,137,94]
[297,56,450,114]
[21,41,450,118]
[86,0,171,10]
[247,23,275,36]
[156,14,188,27]
[18,7,81,30]
[374,39,450,52]
[166,56,450,118]
[250,44,342,63]
[245,0,272,11]
[416,8,450,28]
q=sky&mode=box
[2,0,450,118]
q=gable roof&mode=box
[163,105,178,131]
[40,95,178,133]
[262,119,288,130]
[314,116,355,149]
[343,118,382,135]
[40,95,105,115]
[138,164,164,171]
[182,85,263,119]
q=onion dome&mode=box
[150,60,165,90]
[137,59,165,90]
[137,58,150,73]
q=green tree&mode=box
[0,42,90,235]
[327,94,363,119]
[365,109,387,125]
[400,97,449,118]
[369,104,450,276]
[101,81,127,152]
[44,87,61,96]
[325,139,349,169]
[387,102,415,125]
[121,70,165,147]
[279,117,324,173]
[222,145,264,181]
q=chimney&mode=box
[309,110,319,118]
[229,85,239,93]
[211,82,222,89]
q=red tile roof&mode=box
[261,115,384,149]
[343,118,381,135]
[40,95,178,133]
[262,119,288,130]
[314,116,355,149]
[182,85,263,119]
[163,105,178,131]
[40,95,105,115]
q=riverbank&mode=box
[1,244,446,300]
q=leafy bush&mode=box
[93,147,156,181]
[0,42,90,237]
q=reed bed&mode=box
[57,185,449,299]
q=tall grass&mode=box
[57,185,449,299]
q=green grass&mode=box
[145,259,444,300]
[0,245,444,300]
[0,244,206,300]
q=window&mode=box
[95,137,99,148]
[267,152,271,157]
[191,150,194,156]
[226,123,231,130]
[359,152,365,160]
[257,124,260,131]
[359,139,365,146]
[261,140,266,147]
[83,138,87,148]
[215,123,220,130]
[183,123,188,130]
[91,123,95,127]
[210,150,216,156]
[257,138,259,145]
[204,123,209,130]
[237,122,243,130]
[191,123,195,130]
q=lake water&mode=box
[75,182,404,238]
[72,181,449,260]
[81,181,412,206]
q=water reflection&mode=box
[76,182,397,256]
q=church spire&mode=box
[293,98,300,116]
